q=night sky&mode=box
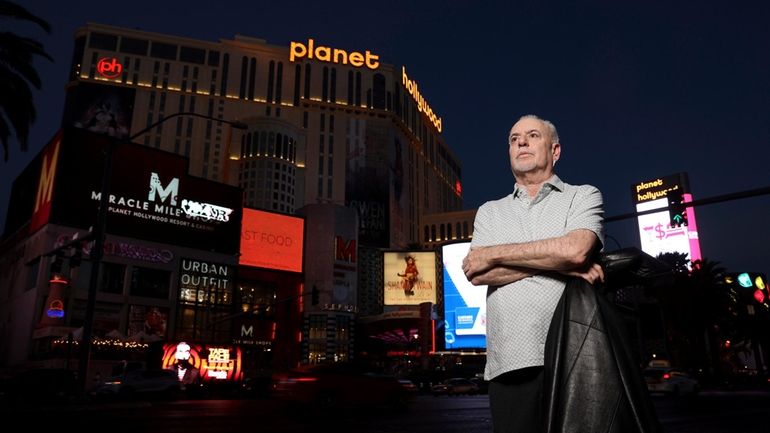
[2,1,769,274]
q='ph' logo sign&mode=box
[97,57,123,78]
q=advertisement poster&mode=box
[383,251,436,305]
[61,82,135,139]
[162,342,244,383]
[127,305,169,342]
[442,242,487,349]
[346,120,389,247]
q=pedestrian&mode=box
[462,114,605,433]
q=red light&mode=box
[662,373,671,380]
[294,377,318,382]
[753,289,766,304]
[454,180,462,196]
[96,57,123,78]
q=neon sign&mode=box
[402,67,443,132]
[289,38,380,69]
[96,57,123,79]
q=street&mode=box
[4,390,769,433]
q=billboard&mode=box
[239,208,305,273]
[442,242,487,349]
[346,120,390,247]
[161,342,244,383]
[48,128,243,254]
[383,251,436,305]
[632,173,702,263]
[61,82,135,139]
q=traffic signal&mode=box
[311,285,319,306]
[727,272,769,306]
[70,242,83,268]
[737,272,767,304]
[667,188,688,227]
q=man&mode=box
[168,341,200,390]
[462,114,604,433]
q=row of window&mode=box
[424,222,471,243]
[88,31,220,66]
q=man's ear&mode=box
[552,142,561,166]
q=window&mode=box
[150,42,178,60]
[179,46,205,64]
[99,262,126,294]
[207,50,220,66]
[119,37,148,55]
[309,314,326,340]
[130,266,170,299]
[373,73,386,109]
[89,32,118,50]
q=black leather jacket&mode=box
[542,277,663,433]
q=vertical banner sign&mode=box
[631,173,702,263]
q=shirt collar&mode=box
[513,174,564,198]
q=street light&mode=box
[76,113,247,394]
[128,112,247,141]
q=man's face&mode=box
[508,117,560,179]
[175,342,191,361]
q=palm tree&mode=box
[0,1,52,161]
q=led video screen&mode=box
[442,242,487,349]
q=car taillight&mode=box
[662,373,670,380]
[293,377,318,382]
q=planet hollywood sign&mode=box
[287,38,443,132]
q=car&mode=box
[469,376,489,394]
[271,362,412,411]
[431,377,480,396]
[0,368,78,404]
[398,378,420,394]
[93,368,181,399]
[644,367,699,396]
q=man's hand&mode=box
[462,246,494,280]
[558,262,605,285]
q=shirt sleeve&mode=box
[470,202,492,248]
[565,185,605,250]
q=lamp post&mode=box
[76,113,246,395]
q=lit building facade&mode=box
[65,23,463,249]
[0,23,468,373]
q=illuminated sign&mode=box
[161,342,243,382]
[46,128,242,254]
[402,67,443,132]
[90,171,233,228]
[442,242,487,349]
[383,251,437,305]
[240,208,305,273]
[102,241,174,263]
[30,136,61,233]
[179,258,233,304]
[289,38,380,69]
[46,299,65,319]
[96,57,123,79]
[632,173,702,263]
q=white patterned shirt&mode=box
[471,175,604,380]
